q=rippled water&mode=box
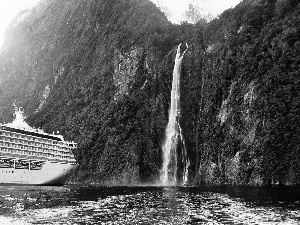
[0,185,300,224]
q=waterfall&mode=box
[179,123,190,186]
[160,44,189,186]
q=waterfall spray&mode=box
[160,43,189,186]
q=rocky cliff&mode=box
[198,0,300,185]
[0,0,299,186]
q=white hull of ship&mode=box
[0,161,78,185]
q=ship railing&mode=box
[28,160,45,170]
[0,146,56,158]
[0,156,14,168]
[1,151,77,166]
[0,131,68,150]
[5,158,46,170]
[12,158,28,169]
[29,159,47,163]
[0,156,15,160]
[0,138,68,153]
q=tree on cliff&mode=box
[1,0,300,186]
[198,0,300,186]
[0,0,205,184]
[182,2,212,25]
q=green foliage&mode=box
[1,0,300,186]
[198,0,300,185]
[0,0,172,184]
[182,3,211,25]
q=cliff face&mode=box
[198,0,300,185]
[0,0,300,186]
[0,0,202,185]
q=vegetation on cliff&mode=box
[0,0,300,186]
[199,0,300,185]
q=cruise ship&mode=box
[0,111,78,185]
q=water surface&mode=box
[0,185,300,224]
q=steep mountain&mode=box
[0,0,300,186]
[0,0,204,184]
[198,0,300,185]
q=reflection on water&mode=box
[0,185,300,224]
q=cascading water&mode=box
[179,123,190,186]
[160,44,189,186]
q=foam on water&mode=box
[0,186,300,224]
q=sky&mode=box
[0,0,242,47]
[0,0,39,47]
[151,0,242,23]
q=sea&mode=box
[0,185,300,224]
